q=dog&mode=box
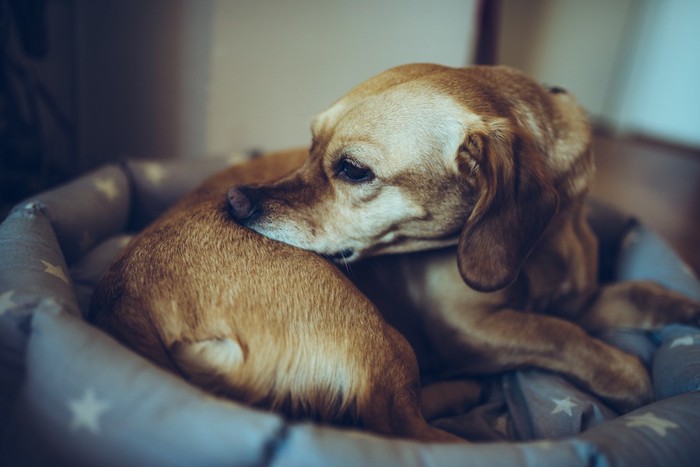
[89,149,458,442]
[226,64,700,412]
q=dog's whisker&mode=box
[341,256,352,273]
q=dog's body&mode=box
[227,64,700,412]
[89,151,456,442]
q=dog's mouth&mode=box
[325,248,358,263]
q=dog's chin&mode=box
[369,236,461,256]
[324,235,462,264]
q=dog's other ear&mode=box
[456,119,559,292]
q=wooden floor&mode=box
[591,133,700,275]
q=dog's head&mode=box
[228,64,592,292]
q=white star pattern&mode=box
[41,260,70,284]
[93,177,119,201]
[551,396,577,416]
[670,335,695,349]
[143,162,167,185]
[0,291,17,316]
[625,412,679,437]
[68,388,110,434]
[534,440,555,451]
[37,297,62,315]
[623,230,639,244]
[494,415,509,436]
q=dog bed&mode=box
[1,156,699,467]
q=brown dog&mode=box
[89,150,457,442]
[226,64,700,412]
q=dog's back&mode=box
[89,150,456,440]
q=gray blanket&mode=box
[1,158,699,466]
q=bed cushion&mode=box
[1,158,699,466]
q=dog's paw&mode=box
[681,300,700,328]
[656,290,700,327]
[590,351,653,413]
[676,296,700,327]
[632,281,700,328]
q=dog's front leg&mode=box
[447,310,652,413]
[553,281,700,331]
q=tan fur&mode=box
[229,64,700,412]
[89,150,458,442]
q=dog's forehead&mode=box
[312,65,445,131]
[316,84,470,173]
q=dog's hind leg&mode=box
[362,387,465,443]
[357,327,464,443]
[169,338,251,399]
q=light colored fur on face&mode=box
[242,90,472,260]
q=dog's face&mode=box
[237,88,471,257]
[229,64,592,292]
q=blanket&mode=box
[1,158,699,466]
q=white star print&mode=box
[534,440,555,450]
[41,260,70,284]
[494,415,509,435]
[93,177,119,201]
[670,335,695,349]
[622,230,639,246]
[625,412,679,437]
[37,297,62,315]
[142,162,167,185]
[68,388,110,434]
[551,396,577,416]
[0,291,17,316]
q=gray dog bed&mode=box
[1,156,699,466]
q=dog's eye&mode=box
[337,159,374,183]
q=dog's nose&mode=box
[227,186,258,222]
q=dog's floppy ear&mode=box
[456,119,559,292]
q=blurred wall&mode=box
[2,0,77,195]
[75,0,479,165]
[13,0,700,178]
[609,0,700,148]
[498,0,700,148]
[75,0,196,166]
[498,0,632,119]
